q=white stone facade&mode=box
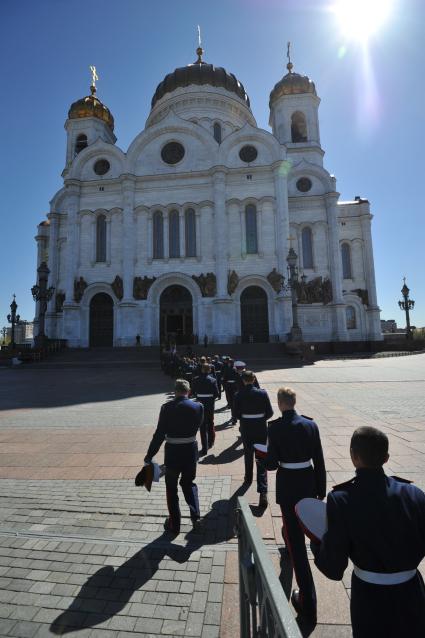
[35,57,382,347]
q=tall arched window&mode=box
[169,210,180,258]
[213,122,222,144]
[245,204,258,254]
[301,227,313,269]
[185,208,196,257]
[75,134,88,155]
[346,306,356,329]
[153,211,164,259]
[291,111,307,143]
[341,243,352,279]
[96,214,107,262]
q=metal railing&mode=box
[236,497,302,638]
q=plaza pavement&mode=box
[0,352,424,637]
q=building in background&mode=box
[34,46,382,347]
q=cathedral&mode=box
[35,46,382,347]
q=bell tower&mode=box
[269,44,322,164]
[64,66,116,170]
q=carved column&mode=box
[213,170,228,297]
[273,163,290,274]
[325,193,348,340]
[64,181,80,304]
[121,176,136,302]
[147,212,153,262]
[195,210,201,260]
[164,212,169,260]
[361,213,382,340]
[179,209,185,258]
[47,213,60,315]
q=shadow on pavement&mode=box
[199,439,244,465]
[50,484,250,635]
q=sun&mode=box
[332,0,395,41]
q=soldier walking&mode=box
[192,363,219,456]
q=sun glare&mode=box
[333,0,394,41]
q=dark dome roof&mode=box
[151,50,250,109]
[270,66,316,106]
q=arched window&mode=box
[75,134,88,155]
[245,204,258,254]
[346,306,356,329]
[96,214,107,262]
[291,111,307,143]
[301,227,313,269]
[341,243,352,279]
[185,208,196,257]
[169,210,180,258]
[153,211,164,259]
[213,122,222,144]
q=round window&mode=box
[93,159,110,176]
[296,177,312,193]
[161,142,185,165]
[239,145,258,163]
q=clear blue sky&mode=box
[1,0,424,329]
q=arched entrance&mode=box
[240,286,269,343]
[160,285,193,345]
[89,293,114,347]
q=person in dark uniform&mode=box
[233,370,273,508]
[212,355,223,399]
[191,363,219,456]
[266,386,326,621]
[144,379,204,534]
[312,426,425,638]
[222,359,239,422]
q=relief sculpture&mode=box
[55,291,65,313]
[267,268,285,294]
[192,272,217,297]
[73,277,87,303]
[227,270,239,296]
[133,276,157,300]
[294,276,333,304]
[352,288,369,306]
[111,275,124,301]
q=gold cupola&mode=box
[68,67,114,131]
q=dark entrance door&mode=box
[89,293,114,347]
[240,286,269,343]
[160,285,193,345]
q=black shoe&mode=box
[163,518,180,535]
[291,590,317,622]
[258,493,268,508]
[231,420,237,425]
[199,449,208,457]
[191,518,203,532]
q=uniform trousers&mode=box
[350,571,425,638]
[224,382,236,410]
[164,443,200,532]
[240,428,267,493]
[199,400,215,451]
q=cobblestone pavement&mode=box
[0,353,424,637]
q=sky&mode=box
[0,0,424,330]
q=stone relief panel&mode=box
[74,277,87,303]
[133,276,156,300]
[227,270,239,295]
[267,268,285,293]
[111,275,124,301]
[192,272,217,297]
[294,276,332,305]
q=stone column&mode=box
[64,181,80,304]
[212,169,232,342]
[179,210,185,258]
[119,176,137,346]
[195,210,201,261]
[325,193,348,340]
[164,213,169,260]
[147,212,153,262]
[361,212,382,340]
[273,163,290,275]
[46,213,60,337]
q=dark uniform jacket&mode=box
[267,410,326,505]
[191,373,219,411]
[222,365,239,385]
[314,469,425,580]
[145,396,204,468]
[235,373,260,393]
[233,385,273,441]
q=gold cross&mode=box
[89,65,98,91]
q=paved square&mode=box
[0,352,424,637]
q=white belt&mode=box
[165,436,197,444]
[226,380,236,383]
[279,460,312,469]
[197,394,214,398]
[241,413,265,419]
[353,565,416,585]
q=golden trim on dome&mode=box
[68,66,114,130]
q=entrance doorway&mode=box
[240,286,269,343]
[89,293,114,347]
[160,285,193,345]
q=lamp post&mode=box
[398,278,415,340]
[286,247,303,342]
[7,295,20,349]
[31,261,55,347]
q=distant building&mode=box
[5,321,34,344]
[380,319,405,333]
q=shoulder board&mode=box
[301,414,313,421]
[332,477,356,491]
[267,417,281,426]
[391,475,413,484]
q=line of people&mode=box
[149,351,425,638]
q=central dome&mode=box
[151,47,250,109]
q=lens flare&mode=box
[332,0,394,41]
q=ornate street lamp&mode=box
[31,261,55,347]
[7,295,20,349]
[286,247,303,342]
[398,278,415,340]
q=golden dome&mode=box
[270,65,316,106]
[68,87,114,131]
